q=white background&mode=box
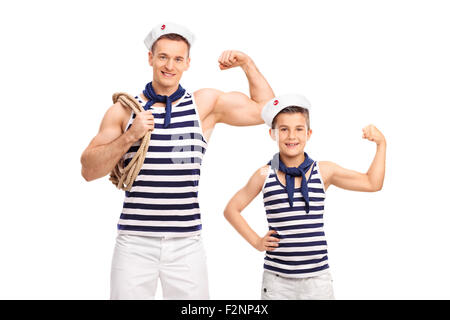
[1,0,449,299]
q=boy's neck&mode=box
[279,152,305,168]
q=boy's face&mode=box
[148,38,190,88]
[269,112,312,157]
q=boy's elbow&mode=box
[223,207,232,220]
[223,204,239,221]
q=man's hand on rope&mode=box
[128,110,155,142]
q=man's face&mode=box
[270,112,312,157]
[149,38,190,87]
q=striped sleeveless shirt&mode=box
[117,91,207,238]
[262,161,329,278]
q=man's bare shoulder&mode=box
[193,88,222,109]
[193,88,224,127]
[103,101,132,132]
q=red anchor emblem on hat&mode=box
[273,100,279,106]
[161,24,166,30]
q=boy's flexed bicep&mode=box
[319,161,375,192]
[319,125,386,192]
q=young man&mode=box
[224,94,386,299]
[80,22,274,299]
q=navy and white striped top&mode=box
[117,91,208,237]
[262,161,329,278]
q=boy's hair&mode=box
[151,33,191,56]
[271,106,310,130]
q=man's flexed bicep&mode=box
[214,91,266,126]
[195,89,268,128]
[215,50,275,126]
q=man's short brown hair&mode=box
[151,33,191,56]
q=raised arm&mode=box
[214,50,275,126]
[320,124,386,192]
[224,165,280,252]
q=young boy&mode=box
[224,94,386,299]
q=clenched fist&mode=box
[128,110,154,142]
[218,50,251,70]
[362,124,386,145]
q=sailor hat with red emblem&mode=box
[261,94,312,127]
[144,22,195,50]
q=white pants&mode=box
[261,270,335,300]
[110,233,209,300]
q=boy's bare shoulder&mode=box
[248,164,271,185]
[258,164,271,176]
[245,164,271,191]
[318,161,335,169]
[318,161,337,181]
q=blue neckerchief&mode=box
[270,152,315,213]
[142,82,186,128]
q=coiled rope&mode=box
[109,92,151,191]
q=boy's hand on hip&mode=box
[362,124,386,145]
[255,230,280,252]
[218,50,251,70]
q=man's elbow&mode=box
[81,167,95,182]
[80,154,97,182]
[253,116,265,126]
[370,182,383,192]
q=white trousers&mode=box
[110,233,209,300]
[261,270,335,300]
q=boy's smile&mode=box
[285,142,300,149]
[270,112,312,164]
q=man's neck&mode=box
[279,152,305,168]
[151,81,180,96]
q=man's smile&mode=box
[161,71,176,78]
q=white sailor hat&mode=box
[261,94,312,127]
[144,22,195,50]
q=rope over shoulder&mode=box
[109,92,151,191]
